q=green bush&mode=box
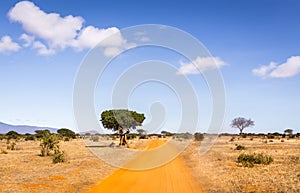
[194,132,204,141]
[40,133,59,156]
[52,148,65,164]
[237,153,273,167]
[235,144,246,150]
[25,135,35,141]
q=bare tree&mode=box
[230,117,254,135]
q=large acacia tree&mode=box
[100,109,145,146]
[230,117,254,135]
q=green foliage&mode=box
[100,109,145,134]
[40,132,59,156]
[235,144,246,150]
[52,148,65,164]
[6,130,20,140]
[35,129,51,139]
[194,132,204,141]
[237,153,273,167]
[57,128,76,139]
[25,134,35,141]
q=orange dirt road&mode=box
[83,140,203,193]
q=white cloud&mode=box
[252,62,277,78]
[19,33,34,47]
[8,1,131,56]
[177,56,226,74]
[8,1,83,49]
[73,26,125,49]
[0,35,21,53]
[32,41,55,55]
[253,56,300,78]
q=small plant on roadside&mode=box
[237,153,273,167]
[235,144,246,150]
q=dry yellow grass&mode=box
[0,136,299,192]
[182,136,300,193]
[0,139,115,193]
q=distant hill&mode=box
[0,121,57,134]
[79,130,100,135]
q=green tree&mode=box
[230,117,254,135]
[100,109,145,146]
[35,129,51,139]
[57,128,76,139]
[6,130,20,139]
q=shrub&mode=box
[25,135,35,141]
[229,137,235,142]
[64,137,70,142]
[194,132,204,141]
[52,148,65,164]
[237,153,273,167]
[7,141,16,150]
[40,133,59,156]
[235,144,246,150]
[1,149,8,154]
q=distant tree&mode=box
[230,117,254,135]
[137,129,146,135]
[100,109,145,146]
[194,132,204,141]
[161,130,173,136]
[6,130,20,139]
[284,128,293,135]
[57,128,76,139]
[35,130,51,139]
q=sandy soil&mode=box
[83,139,203,193]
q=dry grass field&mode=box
[0,135,299,193]
[182,135,300,193]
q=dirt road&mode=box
[83,139,202,193]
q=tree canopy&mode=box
[101,109,145,133]
[57,128,76,139]
[100,109,145,146]
[230,117,254,135]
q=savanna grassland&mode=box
[0,134,299,193]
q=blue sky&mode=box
[0,0,300,134]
